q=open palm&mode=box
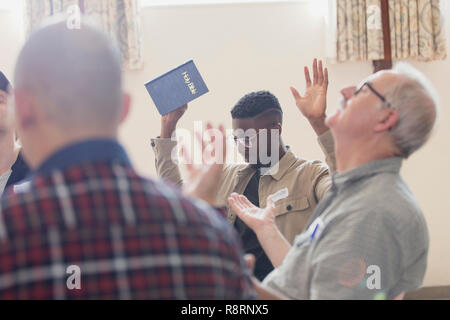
[182,123,226,205]
[290,59,328,120]
[228,193,276,233]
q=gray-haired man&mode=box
[229,63,438,300]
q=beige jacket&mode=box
[151,131,336,244]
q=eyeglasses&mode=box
[233,130,265,148]
[354,82,394,109]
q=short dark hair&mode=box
[0,71,10,93]
[231,91,282,119]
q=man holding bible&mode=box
[151,59,336,281]
[0,18,255,299]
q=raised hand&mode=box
[160,104,188,138]
[228,193,276,234]
[290,59,329,135]
[182,123,226,206]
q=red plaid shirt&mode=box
[0,140,255,299]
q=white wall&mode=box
[1,1,449,287]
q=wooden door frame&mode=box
[372,0,392,73]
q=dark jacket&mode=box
[5,152,30,189]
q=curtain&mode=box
[389,0,446,61]
[336,0,385,62]
[25,0,143,70]
[335,0,446,62]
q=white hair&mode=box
[384,62,440,158]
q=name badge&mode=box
[269,188,289,206]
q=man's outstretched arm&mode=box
[151,105,188,187]
[291,58,329,136]
[291,59,336,202]
[290,58,336,171]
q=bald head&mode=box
[14,17,124,130]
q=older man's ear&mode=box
[119,93,131,124]
[13,89,38,131]
[374,109,399,133]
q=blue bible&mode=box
[145,60,209,115]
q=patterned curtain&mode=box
[336,0,446,62]
[336,0,385,62]
[389,0,446,61]
[25,0,143,70]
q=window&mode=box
[0,0,24,11]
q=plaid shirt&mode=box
[0,140,255,299]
